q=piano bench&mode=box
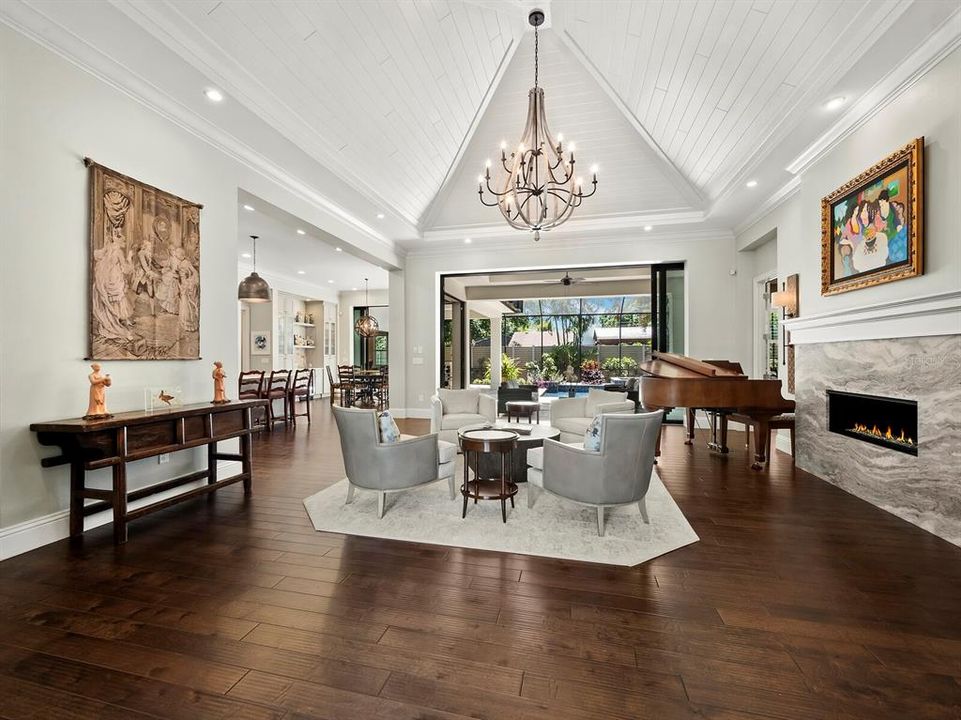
[732,412,795,463]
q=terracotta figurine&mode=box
[84,363,113,419]
[212,361,229,404]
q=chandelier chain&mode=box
[534,24,539,90]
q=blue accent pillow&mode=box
[378,410,400,444]
[584,415,602,452]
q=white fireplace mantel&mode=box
[783,290,961,345]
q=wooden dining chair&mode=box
[238,370,266,427]
[338,365,356,407]
[325,365,342,406]
[288,368,313,425]
[263,369,291,430]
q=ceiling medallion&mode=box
[478,9,597,242]
[354,277,379,338]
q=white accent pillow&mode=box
[584,415,602,452]
[378,410,401,444]
[439,388,479,415]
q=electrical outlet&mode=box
[418,394,424,402]
[158,453,170,464]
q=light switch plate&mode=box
[412,357,424,365]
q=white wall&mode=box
[0,26,394,543]
[737,46,961,318]
[399,233,740,414]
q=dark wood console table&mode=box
[30,399,267,544]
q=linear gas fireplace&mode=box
[826,390,918,456]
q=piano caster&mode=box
[707,443,730,454]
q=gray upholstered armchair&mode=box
[332,406,456,518]
[549,388,635,443]
[430,388,497,444]
[527,411,663,536]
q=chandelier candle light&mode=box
[354,277,379,338]
[478,9,597,241]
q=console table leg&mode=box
[240,432,253,496]
[112,463,128,544]
[208,440,218,486]
[69,461,84,538]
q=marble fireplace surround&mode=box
[786,291,961,547]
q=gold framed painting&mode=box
[87,159,202,359]
[820,137,923,296]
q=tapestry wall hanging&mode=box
[87,159,202,359]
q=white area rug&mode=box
[303,469,698,567]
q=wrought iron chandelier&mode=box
[478,9,597,242]
[238,235,271,303]
[354,277,379,338]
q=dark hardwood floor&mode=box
[1,401,959,719]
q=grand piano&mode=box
[638,352,794,470]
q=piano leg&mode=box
[706,412,730,453]
[752,417,770,470]
[685,408,695,445]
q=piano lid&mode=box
[639,352,747,379]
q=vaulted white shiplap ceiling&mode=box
[116,0,525,227]
[4,0,957,251]
[427,29,701,232]
[551,0,908,200]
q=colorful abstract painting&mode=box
[821,139,923,296]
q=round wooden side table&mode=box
[458,428,518,523]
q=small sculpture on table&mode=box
[84,363,113,420]
[158,390,175,407]
[212,361,229,404]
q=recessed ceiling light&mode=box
[335,247,342,252]
[825,96,846,111]
[746,179,758,188]
[464,237,472,244]
[643,225,653,232]
[296,229,305,235]
[328,279,334,283]
[352,287,358,291]
[376,213,385,219]
[242,204,255,212]
[204,88,224,103]
[241,252,252,258]
[297,270,306,275]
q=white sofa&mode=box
[549,388,635,443]
[430,388,497,444]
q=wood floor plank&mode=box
[1,403,958,720]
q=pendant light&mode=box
[238,235,271,303]
[354,277,379,337]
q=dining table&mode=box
[352,369,385,409]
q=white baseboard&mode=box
[402,408,432,420]
[0,460,242,561]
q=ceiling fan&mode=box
[546,271,586,287]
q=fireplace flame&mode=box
[850,422,915,448]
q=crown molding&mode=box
[407,226,732,259]
[732,175,801,238]
[423,209,706,243]
[0,1,400,258]
[786,8,961,176]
